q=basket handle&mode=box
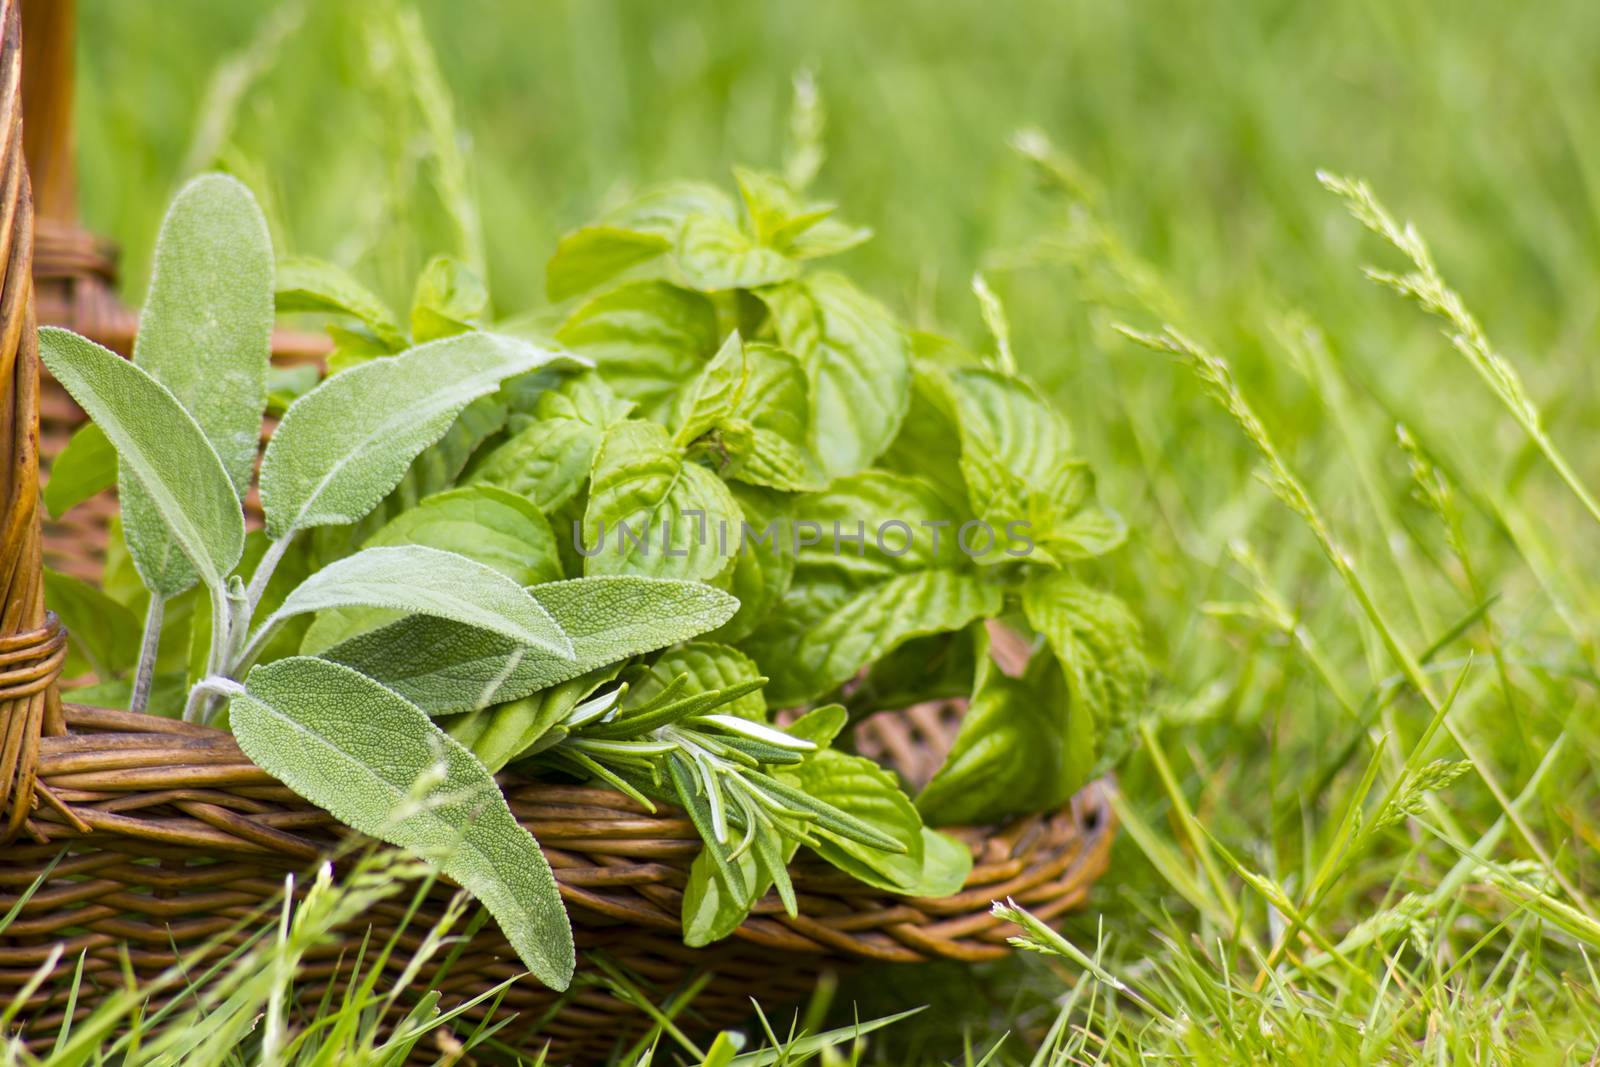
[0,0,66,845]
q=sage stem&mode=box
[130,596,166,715]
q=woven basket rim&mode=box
[15,699,1117,966]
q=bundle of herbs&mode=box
[41,159,1145,992]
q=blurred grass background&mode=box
[67,0,1600,1059]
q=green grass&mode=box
[41,0,1600,1062]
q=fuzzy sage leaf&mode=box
[229,657,574,990]
[39,328,245,594]
[248,545,573,667]
[324,576,738,715]
[120,174,273,598]
[259,332,579,539]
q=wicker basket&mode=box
[0,4,1117,1061]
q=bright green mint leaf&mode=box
[1022,570,1149,768]
[761,273,910,479]
[945,366,1073,562]
[469,372,634,512]
[784,216,874,260]
[741,471,1004,704]
[627,641,766,721]
[300,486,561,653]
[556,280,719,420]
[906,828,975,898]
[776,748,928,893]
[605,181,740,235]
[259,332,575,539]
[733,167,870,260]
[710,485,795,643]
[720,344,826,492]
[230,657,574,990]
[784,703,849,748]
[545,226,672,302]
[44,568,141,680]
[849,631,977,716]
[945,366,1125,563]
[324,576,738,715]
[410,255,488,343]
[1035,462,1128,560]
[275,255,406,351]
[673,331,748,447]
[43,422,116,519]
[260,544,572,661]
[682,826,797,947]
[362,485,561,586]
[675,213,798,292]
[917,626,1089,826]
[582,420,740,582]
[879,360,972,514]
[39,328,245,595]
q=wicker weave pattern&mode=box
[1,704,1115,1061]
[0,0,70,851]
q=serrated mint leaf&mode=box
[741,471,1003,704]
[230,657,574,990]
[917,626,1090,826]
[720,343,826,492]
[275,255,406,351]
[761,273,909,479]
[1022,571,1149,768]
[300,486,562,653]
[604,181,740,235]
[710,484,794,643]
[626,641,766,721]
[775,748,928,893]
[732,167,870,261]
[944,366,1124,563]
[324,576,738,715]
[545,226,672,302]
[259,544,572,661]
[44,421,116,519]
[675,213,798,292]
[673,331,747,447]
[582,420,740,582]
[556,281,719,421]
[903,828,974,898]
[368,486,561,585]
[879,359,977,515]
[44,568,141,680]
[1034,462,1128,559]
[682,829,795,948]
[40,328,245,595]
[410,255,488,343]
[469,372,634,512]
[784,217,873,260]
[259,332,576,539]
